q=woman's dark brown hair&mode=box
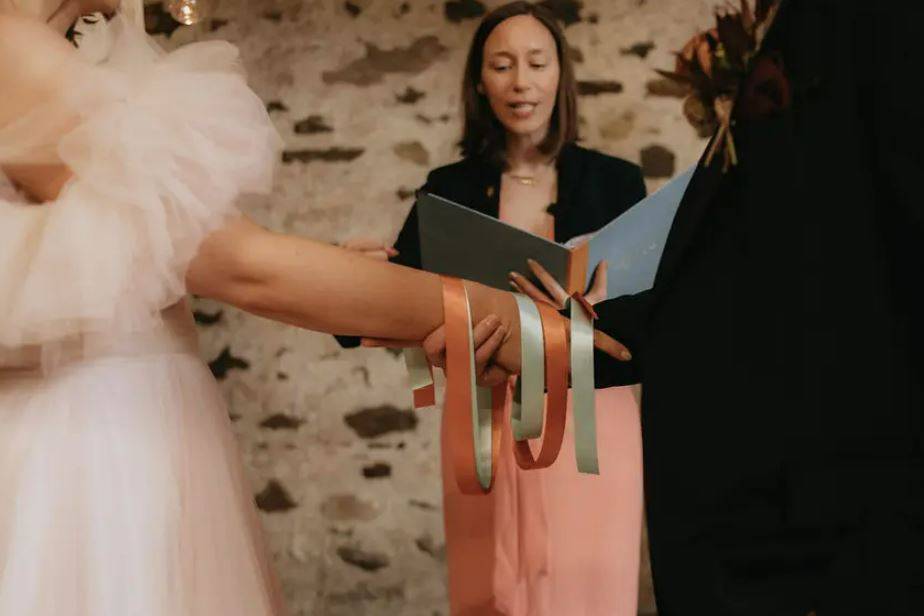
[460,1,579,168]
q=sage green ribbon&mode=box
[404,348,433,394]
[569,297,599,474]
[460,289,495,490]
[474,384,495,490]
[404,290,494,489]
[511,293,546,441]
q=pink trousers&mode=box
[441,386,644,616]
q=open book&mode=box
[416,165,696,300]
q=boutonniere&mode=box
[658,0,789,171]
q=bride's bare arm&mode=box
[1,13,630,374]
[186,217,526,368]
[188,218,632,373]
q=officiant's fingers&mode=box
[354,248,398,261]
[526,259,570,308]
[509,272,558,308]
[593,329,633,362]
[366,250,395,261]
[342,238,399,260]
[343,238,382,251]
[584,261,609,305]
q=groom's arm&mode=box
[592,289,653,388]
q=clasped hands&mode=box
[345,238,621,386]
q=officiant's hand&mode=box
[508,259,609,308]
[361,315,513,387]
[341,238,399,261]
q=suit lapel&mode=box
[653,0,793,289]
[478,160,501,219]
[551,144,584,242]
[652,141,726,288]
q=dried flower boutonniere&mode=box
[658,0,788,171]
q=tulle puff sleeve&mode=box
[0,17,281,349]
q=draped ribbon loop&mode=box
[441,277,506,493]
[404,280,601,494]
[568,293,599,474]
[511,294,545,441]
[513,302,569,470]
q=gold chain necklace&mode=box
[507,174,537,186]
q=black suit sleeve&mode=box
[390,202,423,270]
[591,161,650,387]
[592,289,651,388]
[333,174,432,348]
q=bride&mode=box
[0,2,628,614]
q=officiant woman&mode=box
[339,3,647,614]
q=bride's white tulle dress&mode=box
[0,14,287,616]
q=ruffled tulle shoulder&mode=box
[0,16,281,349]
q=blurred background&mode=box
[142,1,721,614]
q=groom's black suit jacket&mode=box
[593,1,923,613]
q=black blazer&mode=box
[596,0,922,419]
[336,143,646,347]
[591,0,923,584]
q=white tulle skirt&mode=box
[0,10,286,613]
[0,305,287,615]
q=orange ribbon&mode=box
[412,377,436,408]
[431,278,575,491]
[513,301,569,470]
[442,276,508,494]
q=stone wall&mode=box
[146,1,723,614]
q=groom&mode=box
[591,1,922,614]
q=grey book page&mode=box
[417,193,571,292]
[417,165,696,298]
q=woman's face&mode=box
[480,14,561,143]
